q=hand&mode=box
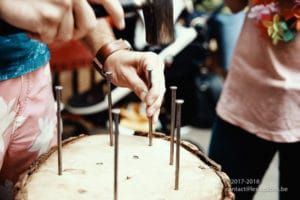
[104,50,166,122]
[0,0,95,43]
[0,0,124,43]
[89,0,125,30]
[81,18,165,120]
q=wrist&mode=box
[93,39,132,77]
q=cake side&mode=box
[135,131,234,200]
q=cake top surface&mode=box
[15,134,233,200]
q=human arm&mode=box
[0,0,124,43]
[82,19,166,121]
[224,0,248,13]
[104,50,166,122]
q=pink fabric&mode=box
[217,9,300,143]
[0,64,57,190]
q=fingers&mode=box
[126,52,166,119]
[1,0,98,43]
[104,50,165,121]
[152,109,161,124]
[90,0,125,29]
[128,75,164,122]
[145,80,165,121]
[27,1,66,43]
[72,0,97,40]
[55,8,74,41]
[142,53,166,118]
[34,0,97,42]
[2,0,123,43]
[26,0,74,43]
[111,64,149,102]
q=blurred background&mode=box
[51,0,245,138]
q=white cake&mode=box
[14,133,234,200]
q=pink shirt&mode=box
[216,8,300,143]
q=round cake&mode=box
[14,133,234,200]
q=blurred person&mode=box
[0,0,165,198]
[208,0,300,199]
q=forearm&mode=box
[81,18,116,56]
[224,0,248,13]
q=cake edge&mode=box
[13,132,235,200]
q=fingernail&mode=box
[119,20,125,30]
[153,113,159,123]
[140,91,147,101]
[147,108,155,117]
[147,96,155,105]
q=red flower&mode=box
[255,13,273,37]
